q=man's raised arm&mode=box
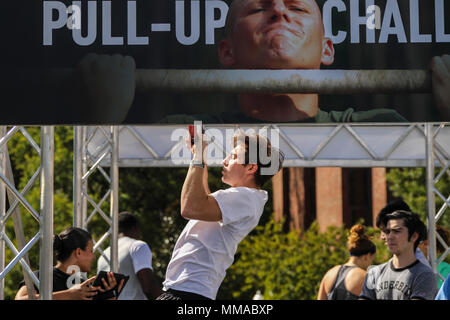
[180,137,222,222]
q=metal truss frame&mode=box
[0,126,54,300]
[73,126,119,274]
[1,122,448,299]
[426,123,450,282]
[87,123,450,168]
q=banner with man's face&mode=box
[1,0,449,124]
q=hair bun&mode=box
[348,224,370,246]
[348,224,376,256]
[350,224,366,237]
[53,234,63,252]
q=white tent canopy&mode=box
[88,123,450,167]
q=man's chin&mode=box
[387,246,398,255]
[263,50,308,69]
[222,177,233,187]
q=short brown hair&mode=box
[233,133,284,187]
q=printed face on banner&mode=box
[219,0,334,69]
[0,0,449,124]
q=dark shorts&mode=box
[156,289,212,300]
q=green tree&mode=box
[386,168,450,229]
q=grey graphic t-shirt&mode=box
[361,259,437,300]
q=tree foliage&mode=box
[386,168,450,229]
[218,219,389,300]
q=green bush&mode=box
[218,218,389,300]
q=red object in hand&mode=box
[188,125,195,145]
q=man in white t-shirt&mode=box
[157,132,283,300]
[98,212,163,300]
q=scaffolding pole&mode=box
[0,127,5,300]
[109,126,119,273]
[81,127,88,230]
[73,126,83,228]
[425,124,437,283]
[39,126,54,300]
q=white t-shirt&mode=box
[97,236,153,300]
[163,187,268,299]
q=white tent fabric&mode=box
[86,124,450,168]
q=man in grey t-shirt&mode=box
[361,210,437,300]
[361,260,436,300]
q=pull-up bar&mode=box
[45,69,431,95]
[135,69,432,94]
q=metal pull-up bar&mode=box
[135,69,431,94]
[45,69,431,94]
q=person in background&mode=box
[375,199,431,268]
[435,274,450,300]
[15,227,122,300]
[360,211,437,300]
[418,225,450,289]
[318,224,376,300]
[97,212,163,300]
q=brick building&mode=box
[273,167,388,232]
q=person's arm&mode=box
[130,242,163,299]
[15,285,75,300]
[430,54,450,121]
[317,276,328,300]
[136,268,163,299]
[435,274,450,300]
[15,286,39,300]
[15,285,80,300]
[203,163,211,195]
[180,137,222,222]
[15,276,100,300]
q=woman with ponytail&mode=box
[317,224,377,300]
[15,227,122,300]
